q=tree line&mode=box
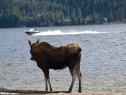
[0,0,126,27]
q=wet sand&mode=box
[0,88,126,95]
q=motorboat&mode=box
[25,28,39,35]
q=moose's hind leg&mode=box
[76,66,82,93]
[68,66,77,93]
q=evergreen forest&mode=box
[0,0,126,27]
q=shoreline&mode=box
[0,22,126,28]
[0,88,126,95]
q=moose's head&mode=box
[28,39,39,60]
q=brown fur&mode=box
[28,39,82,93]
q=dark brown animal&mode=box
[28,39,82,93]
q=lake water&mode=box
[0,24,126,93]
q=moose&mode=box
[28,39,82,93]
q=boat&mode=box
[25,28,39,35]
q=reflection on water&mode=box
[0,24,126,93]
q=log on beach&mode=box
[0,88,67,94]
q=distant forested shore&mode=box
[0,0,126,28]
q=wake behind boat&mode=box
[33,30,108,36]
[25,29,109,36]
[25,28,40,35]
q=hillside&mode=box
[0,0,126,27]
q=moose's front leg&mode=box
[43,69,53,91]
[44,76,48,91]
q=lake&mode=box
[0,24,126,93]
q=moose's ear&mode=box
[28,40,32,47]
[36,38,39,43]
